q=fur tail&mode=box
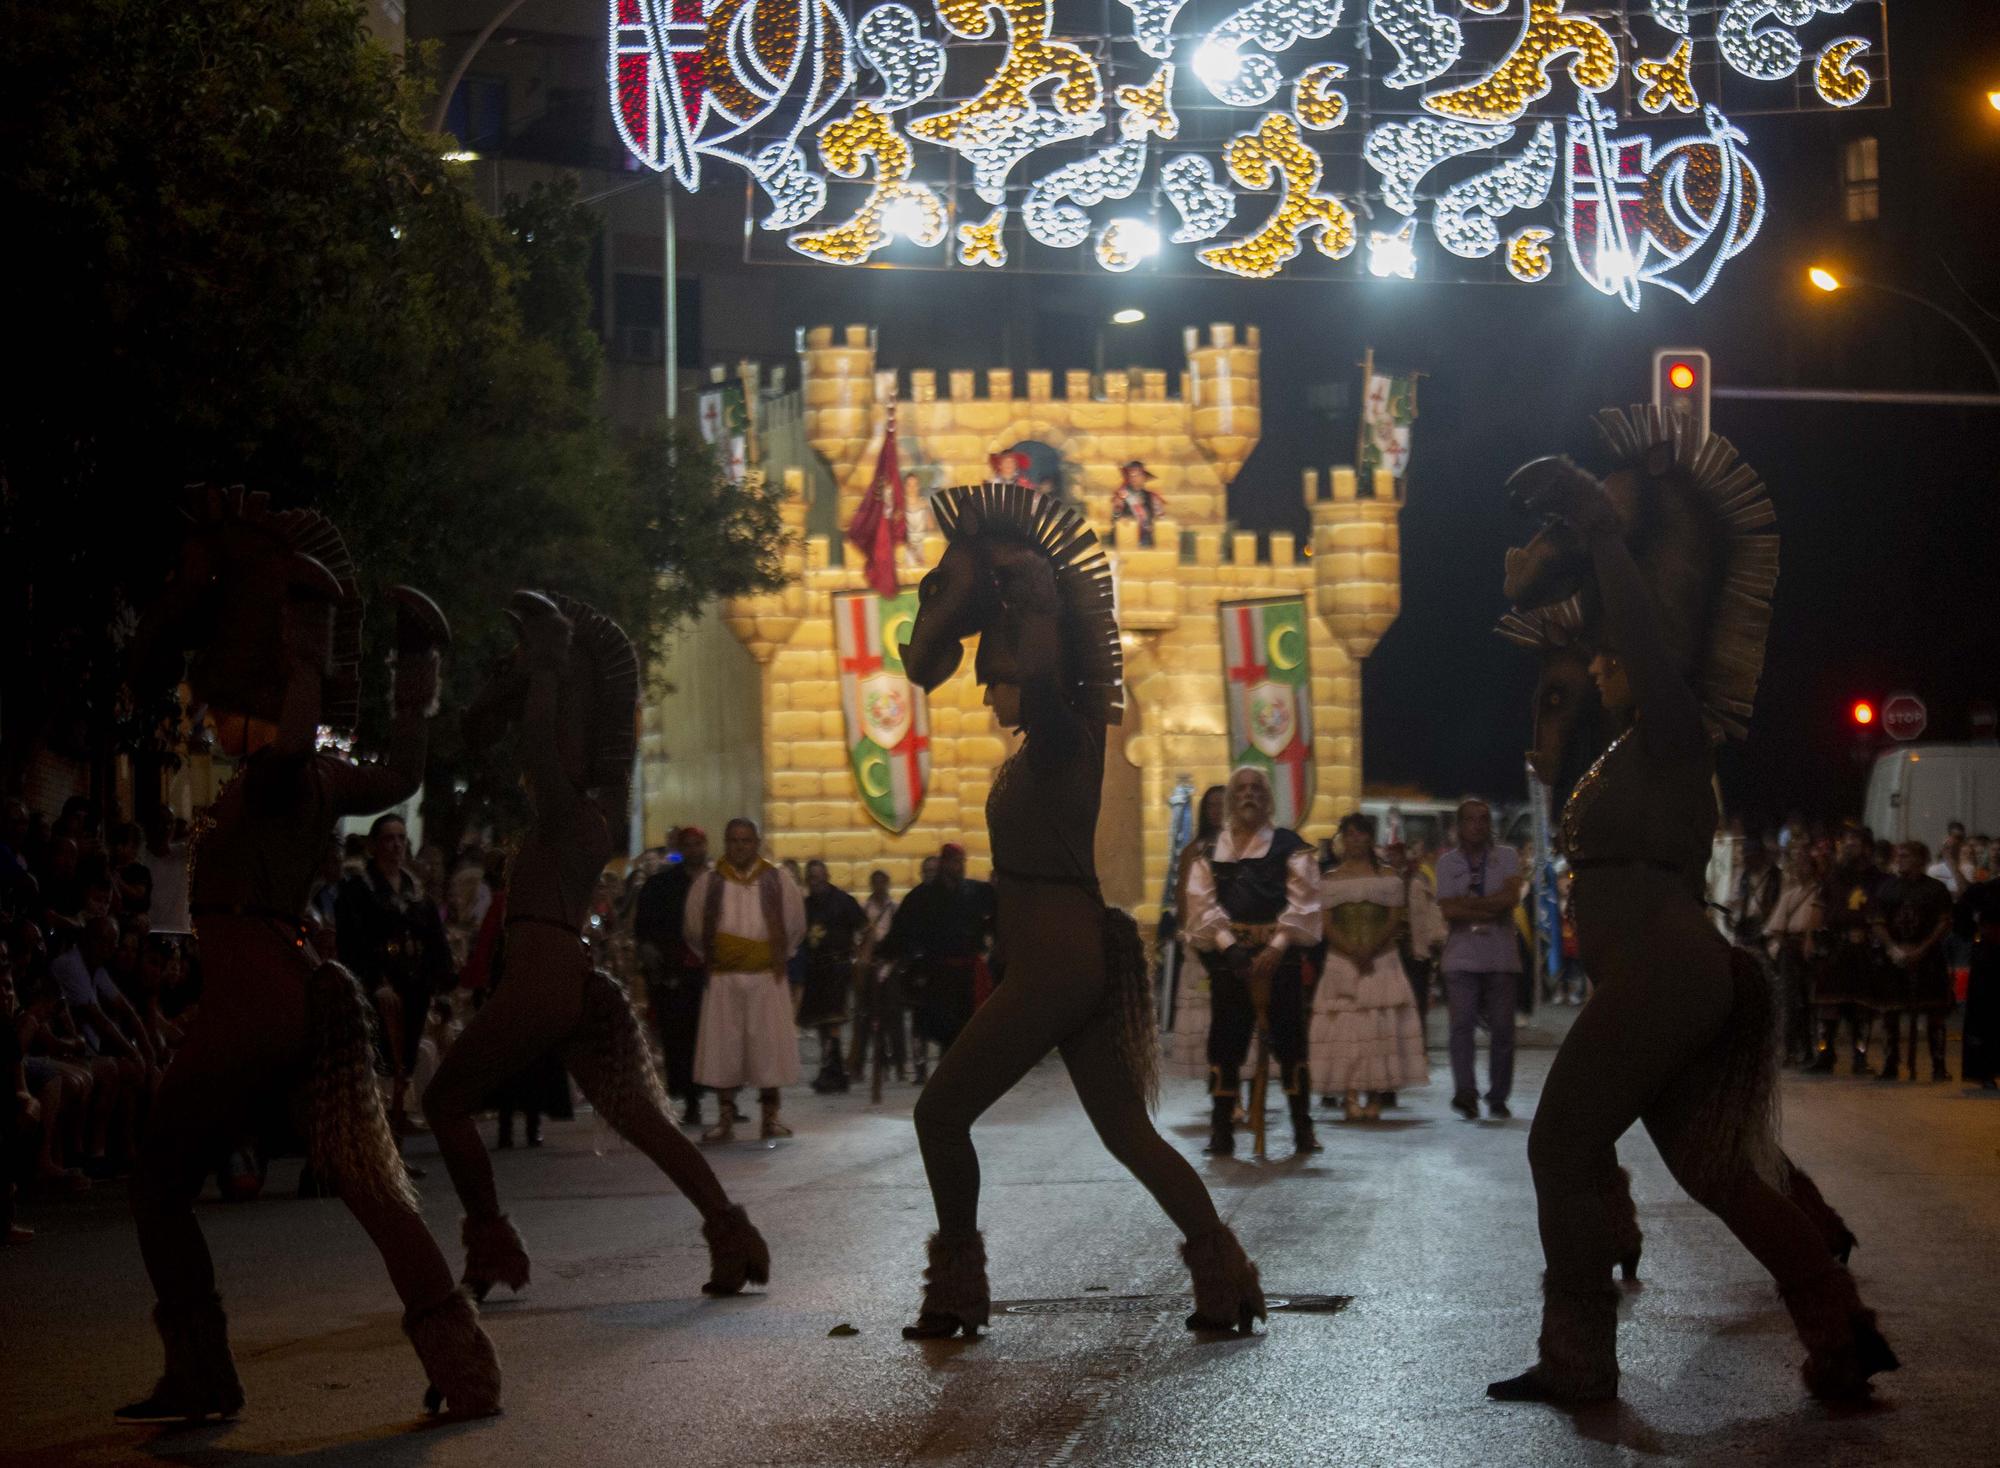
[304,960,417,1210]
[1103,908,1159,1111]
[1683,947,1784,1192]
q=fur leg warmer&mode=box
[1487,1275,1620,1404]
[113,1294,246,1423]
[901,1231,990,1339]
[1781,1267,1899,1402]
[1181,1226,1267,1332]
[461,1214,531,1301]
[403,1287,502,1418]
[701,1204,771,1296]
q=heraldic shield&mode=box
[834,588,930,833]
[1220,596,1315,830]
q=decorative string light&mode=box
[1635,38,1698,115]
[1119,0,1192,60]
[1422,0,1619,125]
[1364,116,1512,215]
[1117,65,1180,141]
[790,104,945,264]
[700,0,854,181]
[1717,1,1855,84]
[1648,0,1690,35]
[607,0,709,187]
[1432,120,1556,259]
[1200,113,1355,278]
[1813,37,1873,108]
[1024,138,1148,248]
[1506,225,1555,281]
[957,205,1009,266]
[753,141,829,228]
[959,106,1103,203]
[1370,0,1463,91]
[1163,154,1237,242]
[1293,62,1349,131]
[1096,217,1162,271]
[910,0,1102,146]
[1367,218,1419,278]
[1196,0,1348,106]
[858,4,946,111]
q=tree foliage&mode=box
[0,0,786,832]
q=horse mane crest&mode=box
[928,480,1124,726]
[543,591,640,791]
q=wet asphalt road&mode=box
[3,1018,1995,1468]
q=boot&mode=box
[461,1214,531,1302]
[759,1090,792,1140]
[114,1294,246,1424]
[1289,1090,1322,1154]
[701,1203,771,1295]
[1781,1267,1899,1402]
[701,1096,739,1144]
[902,1231,990,1339]
[1487,1274,1620,1403]
[403,1287,502,1418]
[1204,1092,1235,1157]
[1181,1225,1267,1332]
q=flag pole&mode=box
[1355,345,1374,478]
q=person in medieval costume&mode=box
[1489,409,1895,1404]
[800,860,866,1094]
[685,818,807,1142]
[878,842,994,1070]
[1184,766,1324,1158]
[1309,813,1428,1121]
[119,488,499,1422]
[635,825,711,1126]
[896,482,1265,1338]
[423,592,768,1305]
[1165,785,1227,1082]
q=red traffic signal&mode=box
[1851,700,1876,726]
[1652,347,1711,441]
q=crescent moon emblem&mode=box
[1267,622,1304,672]
[883,612,914,655]
[858,753,891,800]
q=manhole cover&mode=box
[997,1293,1350,1316]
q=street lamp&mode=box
[1988,88,2000,112]
[1806,264,2000,393]
[1111,308,1146,325]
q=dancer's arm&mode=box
[326,650,439,817]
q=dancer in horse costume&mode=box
[896,483,1264,1338]
[423,591,768,1304]
[1488,410,1895,1404]
[121,488,498,1422]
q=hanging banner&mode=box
[833,588,930,833]
[1360,369,1419,484]
[697,381,749,481]
[1220,596,1315,829]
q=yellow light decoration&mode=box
[1423,0,1619,125]
[1507,226,1555,282]
[909,0,1102,146]
[1199,113,1355,280]
[1460,0,1506,10]
[1814,38,1872,109]
[1117,64,1180,141]
[957,206,1009,267]
[790,104,946,265]
[1635,39,1698,115]
[1293,62,1349,132]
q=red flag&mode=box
[846,409,907,597]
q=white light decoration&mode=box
[699,0,856,184]
[1370,0,1463,90]
[910,0,1103,149]
[753,142,830,229]
[1368,218,1419,278]
[1162,154,1237,242]
[1506,225,1556,281]
[1024,138,1148,248]
[607,0,709,187]
[1096,217,1162,271]
[960,106,1105,204]
[957,206,1009,266]
[1563,96,1766,311]
[1814,37,1873,107]
[857,4,946,111]
[1117,64,1180,140]
[1118,0,1192,60]
[1718,1,1859,84]
[1364,116,1514,215]
[1649,0,1690,34]
[1432,120,1556,259]
[1197,0,1348,106]
[1293,62,1349,130]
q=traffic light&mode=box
[1851,699,1876,727]
[1652,348,1711,441]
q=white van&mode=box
[1863,744,2000,844]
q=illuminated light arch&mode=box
[1718,1,1860,83]
[1433,121,1557,259]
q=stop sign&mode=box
[1882,693,1928,742]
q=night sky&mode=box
[676,1,2000,823]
